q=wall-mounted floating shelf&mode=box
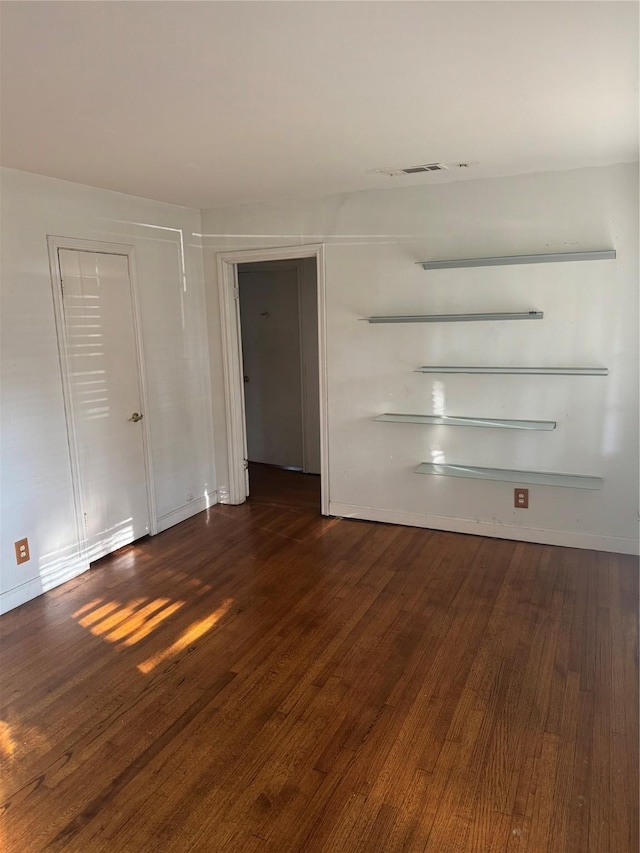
[365,311,543,324]
[416,462,603,490]
[375,413,556,431]
[415,366,608,376]
[418,249,616,270]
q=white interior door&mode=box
[58,248,150,561]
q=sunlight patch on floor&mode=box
[73,596,185,648]
[0,721,16,759]
[120,601,185,647]
[137,598,234,674]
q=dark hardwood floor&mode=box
[0,475,637,851]
[247,462,321,512]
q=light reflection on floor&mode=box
[71,583,233,675]
[137,597,234,674]
[0,721,16,760]
[73,597,185,648]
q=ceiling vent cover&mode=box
[401,163,448,174]
[369,162,453,177]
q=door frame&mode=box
[47,236,158,566]
[216,243,329,515]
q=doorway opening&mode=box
[216,244,328,515]
[238,258,320,511]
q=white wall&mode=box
[202,163,639,554]
[0,167,215,612]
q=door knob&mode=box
[129,412,143,422]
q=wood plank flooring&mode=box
[247,462,321,512]
[0,478,637,851]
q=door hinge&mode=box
[233,283,240,300]
[244,459,249,469]
[60,278,64,296]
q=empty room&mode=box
[0,2,638,851]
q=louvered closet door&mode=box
[58,248,150,560]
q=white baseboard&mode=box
[329,502,640,556]
[156,493,217,533]
[1,496,219,615]
[1,577,47,614]
[1,552,89,615]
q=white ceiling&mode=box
[1,1,637,209]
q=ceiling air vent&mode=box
[401,163,448,174]
[368,162,453,177]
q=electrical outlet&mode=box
[514,488,529,509]
[15,538,30,564]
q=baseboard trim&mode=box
[328,502,640,555]
[1,552,89,615]
[1,496,220,615]
[156,493,217,533]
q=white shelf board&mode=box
[365,311,543,324]
[416,462,603,490]
[418,249,616,270]
[415,366,608,376]
[375,413,556,431]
